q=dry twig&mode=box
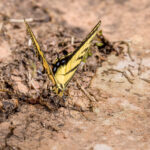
[76,80,97,102]
[0,89,12,94]
[108,68,134,84]
[114,41,134,61]
[8,17,50,23]
[140,78,150,84]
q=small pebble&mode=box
[93,144,112,150]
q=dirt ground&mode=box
[0,0,150,150]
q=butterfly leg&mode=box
[62,95,67,103]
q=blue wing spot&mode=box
[61,59,66,64]
[56,62,60,67]
[53,66,57,73]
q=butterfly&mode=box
[25,20,101,97]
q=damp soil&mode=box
[0,0,150,150]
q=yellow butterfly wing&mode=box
[53,20,101,90]
[25,21,64,96]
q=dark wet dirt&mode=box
[0,0,150,150]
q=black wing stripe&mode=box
[77,56,83,60]
[81,48,88,54]
[64,64,80,75]
[72,20,101,55]
[64,71,76,87]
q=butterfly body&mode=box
[25,20,101,97]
